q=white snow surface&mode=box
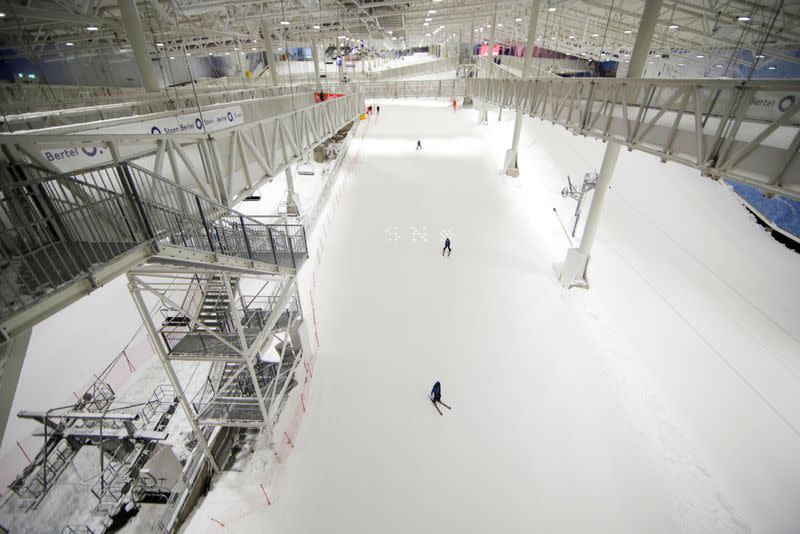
[185,99,800,534]
[181,100,800,533]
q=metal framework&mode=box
[127,267,306,469]
[0,93,364,206]
[468,76,800,200]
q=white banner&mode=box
[40,105,244,171]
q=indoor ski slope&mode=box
[186,100,800,534]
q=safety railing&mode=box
[323,79,467,99]
[0,162,307,337]
[468,77,800,201]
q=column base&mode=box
[504,149,519,176]
[285,193,301,216]
[559,248,590,289]
[479,105,488,124]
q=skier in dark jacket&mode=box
[430,381,451,414]
[442,237,451,256]
[416,140,422,150]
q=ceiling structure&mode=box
[0,0,798,73]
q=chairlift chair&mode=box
[297,157,315,176]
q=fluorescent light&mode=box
[548,7,556,11]
[426,33,431,36]
[313,25,320,29]
[424,22,430,26]
[568,35,575,38]
[668,24,678,29]
[678,63,684,66]
[428,9,436,13]
[234,47,239,50]
[696,54,704,58]
[737,16,751,21]
[591,33,599,37]
[156,42,164,47]
[253,39,258,43]
[65,42,74,46]
[768,66,776,70]
[225,52,230,55]
[623,30,632,34]
[86,25,98,31]
[186,53,191,56]
[715,64,724,67]
[280,21,289,25]
[208,52,213,55]
[388,30,392,34]
[169,56,175,59]
[0,12,5,17]
[756,54,765,58]
[497,23,503,27]
[516,18,522,21]
[251,47,257,50]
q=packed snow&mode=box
[182,100,800,533]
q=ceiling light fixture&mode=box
[516,17,522,21]
[65,42,74,46]
[428,9,436,14]
[715,64,723,67]
[280,20,289,25]
[86,25,98,31]
[696,54,704,58]
[668,24,678,29]
[548,7,556,11]
[737,15,751,21]
[251,47,257,50]
[623,30,632,34]
[313,25,320,29]
[0,12,5,17]
[156,42,164,47]
[169,56,175,59]
[768,66,776,70]
[756,54,765,58]
[591,33,599,37]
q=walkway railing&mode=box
[0,162,307,340]
[468,77,800,201]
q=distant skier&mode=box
[452,98,457,111]
[416,140,422,151]
[376,105,381,114]
[442,237,451,257]
[430,381,451,415]
[319,90,326,102]
[367,105,372,115]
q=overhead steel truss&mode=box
[468,77,800,201]
[0,93,364,206]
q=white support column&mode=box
[284,167,300,215]
[261,20,279,86]
[504,0,541,176]
[479,6,498,124]
[560,0,664,288]
[128,276,220,473]
[311,39,322,89]
[118,0,160,92]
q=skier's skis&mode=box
[432,400,443,416]
[438,401,452,410]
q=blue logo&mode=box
[227,112,234,122]
[82,147,98,157]
[195,118,203,130]
[150,126,161,134]
[779,95,796,112]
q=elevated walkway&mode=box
[467,77,800,201]
[0,161,308,341]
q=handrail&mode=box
[0,161,308,339]
[467,77,800,201]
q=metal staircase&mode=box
[0,161,308,341]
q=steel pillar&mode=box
[311,39,322,89]
[261,21,279,86]
[480,6,498,124]
[560,0,664,288]
[117,0,160,92]
[0,330,31,447]
[284,167,300,215]
[504,0,541,176]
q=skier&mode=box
[430,381,451,415]
[416,140,422,151]
[319,90,326,102]
[376,105,381,114]
[367,105,372,115]
[452,98,457,112]
[442,237,451,257]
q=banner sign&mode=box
[40,105,244,171]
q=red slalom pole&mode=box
[260,483,272,506]
[284,432,294,448]
[301,394,306,413]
